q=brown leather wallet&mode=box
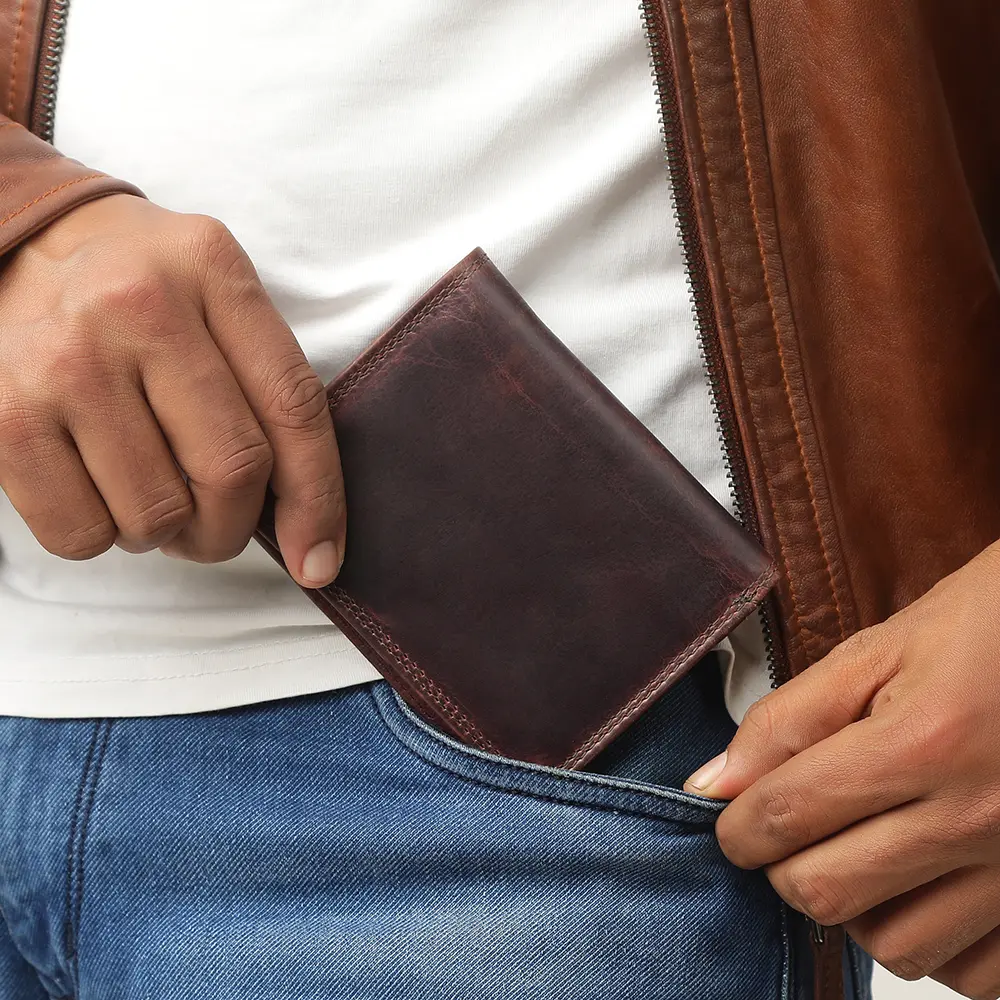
[255,249,777,769]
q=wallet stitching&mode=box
[564,564,775,768]
[321,249,773,768]
[333,588,497,752]
[322,254,495,753]
[328,256,485,406]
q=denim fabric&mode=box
[846,938,875,1000]
[0,662,860,999]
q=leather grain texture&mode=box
[255,249,776,769]
[658,0,855,674]
[0,0,42,128]
[746,0,1000,648]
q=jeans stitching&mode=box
[63,722,102,990]
[779,904,792,1000]
[66,720,114,994]
[370,686,722,826]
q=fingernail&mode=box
[686,751,728,792]
[301,540,340,586]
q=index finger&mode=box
[194,220,346,588]
[684,624,901,800]
[715,709,933,869]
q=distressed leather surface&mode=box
[255,250,776,769]
[655,7,1000,984]
[747,0,1000,643]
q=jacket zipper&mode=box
[30,0,70,142]
[637,0,789,689]
[638,2,840,983]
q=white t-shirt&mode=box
[0,0,771,720]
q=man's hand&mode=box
[0,194,345,588]
[685,541,1000,998]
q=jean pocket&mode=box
[368,681,793,1000]
[370,681,726,826]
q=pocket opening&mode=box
[371,682,726,825]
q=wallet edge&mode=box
[562,562,778,768]
[251,523,493,752]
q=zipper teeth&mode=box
[33,0,70,143]
[637,0,788,687]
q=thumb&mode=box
[683,628,897,799]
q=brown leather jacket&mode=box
[0,0,997,994]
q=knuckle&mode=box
[777,864,851,926]
[868,930,936,982]
[741,695,787,747]
[0,396,44,452]
[835,621,892,665]
[756,785,812,847]
[42,326,108,395]
[187,214,234,255]
[201,428,273,496]
[186,215,246,279]
[266,361,330,431]
[52,265,181,359]
[93,267,172,325]
[740,698,775,743]
[48,516,116,560]
[948,794,1000,846]
[121,478,193,541]
[292,471,345,513]
[905,701,965,762]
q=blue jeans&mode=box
[0,661,872,999]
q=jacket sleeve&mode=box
[0,115,143,257]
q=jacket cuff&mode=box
[0,119,143,256]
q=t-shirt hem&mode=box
[0,647,384,718]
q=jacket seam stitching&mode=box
[722,0,846,644]
[0,172,106,229]
[6,0,26,118]
[676,0,808,654]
